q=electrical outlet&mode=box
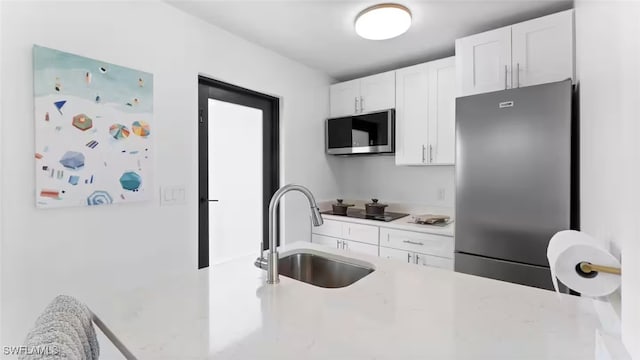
[437,188,446,201]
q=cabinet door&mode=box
[359,71,396,113]
[330,79,360,117]
[311,234,342,249]
[455,27,512,96]
[512,10,574,88]
[343,222,379,246]
[395,63,429,165]
[380,246,412,263]
[414,252,454,270]
[427,57,456,165]
[343,239,379,257]
[312,219,343,238]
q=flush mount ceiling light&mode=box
[355,3,412,40]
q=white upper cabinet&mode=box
[427,57,457,165]
[455,27,512,97]
[329,79,360,118]
[395,57,456,166]
[455,9,574,97]
[329,71,395,118]
[511,10,574,88]
[395,63,429,165]
[359,71,396,114]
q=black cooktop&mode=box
[321,208,409,222]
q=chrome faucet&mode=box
[255,184,324,284]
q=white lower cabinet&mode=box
[313,219,343,238]
[312,219,454,270]
[379,246,453,270]
[414,252,454,270]
[342,239,379,257]
[342,222,379,245]
[311,234,378,257]
[311,233,342,249]
[380,228,454,259]
[380,246,412,262]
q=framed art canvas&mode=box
[33,45,153,208]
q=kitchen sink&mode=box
[257,251,375,288]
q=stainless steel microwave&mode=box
[325,109,395,155]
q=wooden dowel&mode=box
[579,262,621,275]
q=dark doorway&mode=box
[198,76,279,269]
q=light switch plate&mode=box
[161,186,187,206]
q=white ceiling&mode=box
[168,0,573,81]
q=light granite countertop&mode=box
[320,213,455,237]
[318,199,455,236]
[91,242,601,360]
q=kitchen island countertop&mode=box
[91,242,601,359]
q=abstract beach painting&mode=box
[33,45,153,208]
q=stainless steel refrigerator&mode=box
[454,80,576,291]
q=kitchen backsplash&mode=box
[331,155,455,208]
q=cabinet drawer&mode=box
[344,239,379,257]
[343,222,379,245]
[415,252,454,270]
[380,228,453,258]
[312,219,343,238]
[380,246,411,263]
[311,234,342,249]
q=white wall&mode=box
[0,0,3,346]
[333,156,455,208]
[575,1,640,358]
[0,0,336,345]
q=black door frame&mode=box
[198,76,279,269]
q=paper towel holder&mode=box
[578,262,621,276]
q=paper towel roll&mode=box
[547,230,621,297]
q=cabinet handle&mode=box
[429,145,433,163]
[504,65,508,89]
[355,97,359,113]
[422,145,426,163]
[344,241,349,250]
[516,63,520,88]
[403,240,424,246]
[415,254,421,265]
[407,252,413,263]
[360,96,364,112]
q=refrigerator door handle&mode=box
[422,145,426,163]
